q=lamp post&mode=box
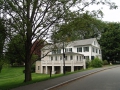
[63,41,65,74]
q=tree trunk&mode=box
[24,59,32,82]
[24,36,32,82]
[0,65,2,73]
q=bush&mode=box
[90,57,103,68]
[103,60,109,65]
[23,65,35,73]
[31,65,35,73]
[86,60,90,68]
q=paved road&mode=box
[54,67,120,90]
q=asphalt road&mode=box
[55,67,120,90]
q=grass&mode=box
[0,65,113,90]
[0,66,70,90]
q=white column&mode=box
[40,65,43,73]
[61,66,63,74]
[45,66,48,74]
[52,66,55,74]
[71,66,74,72]
[71,60,74,72]
[83,59,86,69]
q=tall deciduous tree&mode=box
[99,22,120,63]
[0,18,6,73]
[51,12,106,42]
[1,0,117,82]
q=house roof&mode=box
[68,38,96,47]
[42,38,97,49]
[48,52,84,56]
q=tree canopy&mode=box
[99,22,120,63]
[6,34,25,66]
[51,12,106,42]
[0,18,6,73]
[0,0,117,82]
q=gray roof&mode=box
[68,38,96,47]
[42,38,96,49]
[48,52,84,56]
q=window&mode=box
[69,48,72,52]
[92,47,94,52]
[51,56,53,61]
[65,56,67,60]
[77,47,82,52]
[85,56,89,60]
[38,66,40,70]
[52,50,56,54]
[70,55,73,60]
[57,49,61,54]
[52,49,61,54]
[77,56,78,61]
[65,48,72,52]
[60,56,62,60]
[91,56,94,60]
[96,49,98,53]
[98,50,101,54]
[84,47,89,52]
[55,56,57,61]
[79,56,81,61]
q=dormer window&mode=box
[65,48,72,52]
[52,49,61,54]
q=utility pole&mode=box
[63,41,65,74]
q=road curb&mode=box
[45,66,119,90]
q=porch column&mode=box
[60,60,63,74]
[60,66,63,74]
[40,66,43,73]
[83,59,86,69]
[52,66,55,74]
[71,60,74,72]
[71,66,74,72]
[45,66,48,74]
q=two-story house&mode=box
[36,38,102,74]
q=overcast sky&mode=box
[71,0,120,22]
[100,0,120,22]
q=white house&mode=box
[36,38,102,74]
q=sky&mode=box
[71,0,120,22]
[99,0,120,22]
[88,0,120,22]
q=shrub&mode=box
[31,65,35,73]
[23,65,35,73]
[86,60,90,68]
[103,60,109,65]
[90,57,103,68]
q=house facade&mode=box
[36,38,102,74]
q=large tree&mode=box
[1,0,117,82]
[51,12,106,42]
[99,22,120,63]
[0,18,6,73]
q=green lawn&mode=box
[0,66,106,90]
[0,66,65,90]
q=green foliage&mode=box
[51,12,106,42]
[99,22,120,62]
[103,60,109,65]
[6,34,25,66]
[3,0,118,82]
[90,57,103,68]
[86,60,91,68]
[31,65,35,73]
